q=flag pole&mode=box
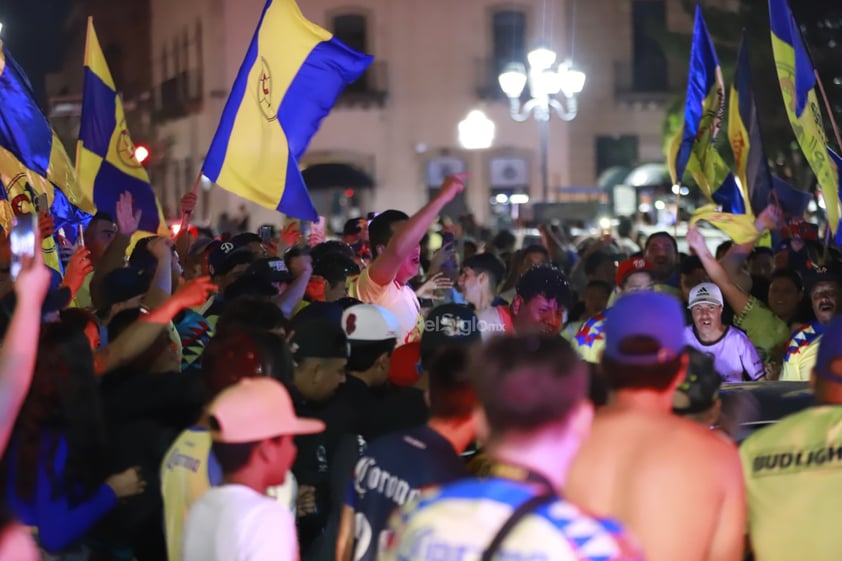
[814,69,842,154]
[176,171,202,237]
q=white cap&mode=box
[341,304,400,341]
[688,282,724,309]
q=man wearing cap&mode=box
[351,175,465,345]
[382,335,641,561]
[740,316,842,560]
[566,292,746,561]
[780,265,841,381]
[337,333,479,561]
[289,320,351,552]
[182,378,323,561]
[672,348,724,433]
[573,257,654,364]
[684,282,764,383]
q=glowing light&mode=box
[495,193,509,204]
[134,145,150,164]
[654,200,666,211]
[509,194,530,204]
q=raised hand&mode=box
[180,192,198,215]
[106,466,146,499]
[147,236,174,260]
[685,227,709,257]
[171,276,217,309]
[14,246,50,306]
[38,211,55,241]
[116,191,142,236]
[437,174,469,204]
[415,272,454,299]
[61,247,93,299]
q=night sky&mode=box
[0,0,72,106]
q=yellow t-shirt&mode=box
[740,405,842,561]
[160,428,219,561]
[780,323,824,381]
[733,296,791,364]
[571,312,607,364]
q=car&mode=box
[719,381,813,442]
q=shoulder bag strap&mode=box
[480,491,556,561]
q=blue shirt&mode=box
[345,425,465,561]
[6,434,117,552]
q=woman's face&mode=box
[768,277,802,321]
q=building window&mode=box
[631,0,667,92]
[492,10,526,80]
[595,135,639,176]
[333,13,368,92]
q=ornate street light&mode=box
[499,46,586,202]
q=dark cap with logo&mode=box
[289,319,349,361]
[673,348,722,414]
[420,304,482,369]
[246,257,293,283]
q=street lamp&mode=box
[498,46,586,202]
[458,109,495,150]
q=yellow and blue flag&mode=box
[77,18,167,236]
[769,0,840,234]
[729,31,811,221]
[202,0,372,220]
[0,41,95,216]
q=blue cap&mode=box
[815,316,842,383]
[604,292,685,365]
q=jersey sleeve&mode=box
[355,268,389,303]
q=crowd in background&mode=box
[0,174,838,561]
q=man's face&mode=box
[623,271,654,294]
[312,357,347,401]
[645,236,677,280]
[691,303,724,338]
[811,281,840,325]
[513,294,564,335]
[84,219,117,263]
[681,269,709,303]
[267,435,297,485]
[458,267,483,304]
[583,286,610,317]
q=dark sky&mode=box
[0,0,72,106]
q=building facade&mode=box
[145,0,713,230]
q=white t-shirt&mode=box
[182,484,298,561]
[684,325,764,382]
[353,268,422,344]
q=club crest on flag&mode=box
[117,124,141,169]
[257,57,276,121]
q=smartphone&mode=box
[77,223,86,248]
[258,224,274,242]
[34,193,49,213]
[10,213,38,280]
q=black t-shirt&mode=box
[344,425,466,561]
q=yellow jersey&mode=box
[740,405,842,561]
[160,427,221,561]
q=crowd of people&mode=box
[0,173,839,561]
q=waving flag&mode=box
[202,0,372,220]
[77,18,167,235]
[0,42,95,215]
[769,0,840,234]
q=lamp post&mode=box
[498,47,586,203]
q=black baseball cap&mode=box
[343,218,364,236]
[246,257,293,283]
[290,319,349,361]
[101,267,151,309]
[419,304,482,369]
[209,242,254,277]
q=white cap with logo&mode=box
[341,304,401,342]
[687,282,724,309]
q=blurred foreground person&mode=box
[566,292,745,561]
[182,378,324,561]
[381,336,641,561]
[740,316,842,561]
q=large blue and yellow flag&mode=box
[77,18,167,235]
[0,41,96,215]
[769,0,840,233]
[202,0,372,220]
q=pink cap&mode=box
[209,378,324,443]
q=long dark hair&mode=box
[9,320,107,503]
